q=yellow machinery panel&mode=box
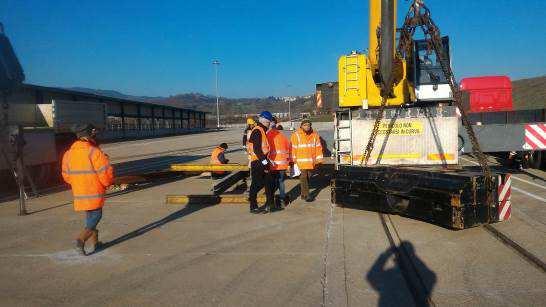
[338,53,413,108]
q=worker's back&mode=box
[62,140,114,211]
[267,129,290,171]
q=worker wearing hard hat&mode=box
[248,111,276,213]
[61,124,114,256]
[290,119,323,202]
[210,143,229,176]
[267,118,291,207]
[243,117,256,149]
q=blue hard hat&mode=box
[258,111,274,121]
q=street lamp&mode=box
[212,59,221,130]
[287,85,293,130]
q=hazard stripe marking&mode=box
[524,124,546,150]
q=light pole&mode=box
[287,85,293,130]
[212,59,220,130]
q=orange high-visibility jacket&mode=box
[210,146,226,174]
[290,128,324,170]
[61,140,114,211]
[247,125,270,162]
[266,128,291,171]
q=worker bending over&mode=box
[62,124,114,256]
[210,143,229,176]
[248,111,276,213]
[290,119,323,202]
[267,120,291,207]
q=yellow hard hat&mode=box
[247,117,256,125]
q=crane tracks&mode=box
[379,213,545,307]
[483,224,546,273]
[378,213,437,307]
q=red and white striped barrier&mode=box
[498,174,512,221]
[523,123,546,150]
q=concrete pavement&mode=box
[1,128,545,306]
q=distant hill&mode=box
[512,76,546,110]
[68,87,317,121]
[151,94,316,118]
[67,74,544,122]
[68,87,162,102]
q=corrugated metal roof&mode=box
[21,83,208,114]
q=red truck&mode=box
[459,76,545,169]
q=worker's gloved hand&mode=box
[225,159,230,164]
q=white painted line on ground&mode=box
[511,186,546,203]
[509,176,546,191]
[460,156,546,189]
[460,157,546,203]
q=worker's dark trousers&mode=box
[249,161,274,209]
[299,169,312,198]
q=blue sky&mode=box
[2,0,545,98]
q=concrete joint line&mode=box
[321,202,335,306]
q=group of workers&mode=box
[213,110,324,214]
[63,113,323,255]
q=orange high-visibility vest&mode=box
[290,128,323,170]
[266,129,291,171]
[61,140,114,211]
[245,129,252,161]
[247,125,270,162]
[210,146,226,174]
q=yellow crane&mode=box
[338,0,414,108]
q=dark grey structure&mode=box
[9,83,207,140]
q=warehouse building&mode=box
[6,83,207,140]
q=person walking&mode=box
[61,124,114,255]
[267,122,291,207]
[290,119,323,202]
[247,111,275,213]
[210,143,229,176]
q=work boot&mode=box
[250,203,260,214]
[270,205,283,212]
[74,239,85,256]
[75,229,93,256]
[283,196,290,206]
[305,196,313,202]
[88,230,103,254]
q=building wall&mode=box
[5,85,207,140]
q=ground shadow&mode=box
[319,136,332,158]
[285,164,333,202]
[1,154,206,207]
[94,202,212,254]
[114,154,206,176]
[99,128,219,145]
[367,240,436,306]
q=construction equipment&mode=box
[166,163,253,205]
[331,0,513,229]
[0,24,30,214]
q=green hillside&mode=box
[512,76,546,110]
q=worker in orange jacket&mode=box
[290,119,323,202]
[62,124,114,256]
[210,143,229,176]
[267,122,291,207]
